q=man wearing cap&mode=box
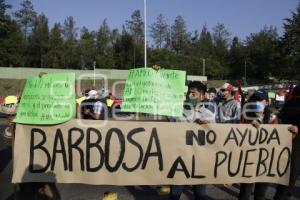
[239,89,278,200]
[275,84,286,110]
[80,90,106,120]
[217,83,241,123]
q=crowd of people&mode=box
[1,75,300,200]
[74,80,300,200]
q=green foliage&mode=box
[245,26,281,79]
[95,19,116,69]
[126,10,144,42]
[62,16,80,69]
[79,26,96,69]
[26,13,49,68]
[47,23,64,68]
[150,14,169,49]
[171,16,190,53]
[1,3,300,81]
[14,0,36,40]
[0,16,24,67]
[280,3,300,79]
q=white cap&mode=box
[86,90,98,99]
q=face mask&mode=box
[188,97,197,107]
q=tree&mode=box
[245,26,281,80]
[198,25,213,58]
[126,10,144,42]
[228,36,246,79]
[0,1,23,67]
[150,14,169,48]
[62,16,79,69]
[79,27,96,69]
[126,10,144,68]
[280,3,300,78]
[95,19,116,69]
[47,23,64,68]
[0,0,11,22]
[171,16,190,53]
[26,13,49,67]
[211,23,231,78]
[14,0,36,40]
[114,28,136,69]
[212,23,231,60]
[188,25,213,68]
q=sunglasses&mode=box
[220,89,226,92]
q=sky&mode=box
[8,0,300,41]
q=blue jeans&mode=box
[169,185,206,200]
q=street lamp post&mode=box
[144,0,147,68]
[202,58,205,76]
[93,61,96,88]
[244,60,247,84]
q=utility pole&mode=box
[202,58,206,76]
[244,60,247,84]
[93,61,96,88]
[144,0,147,68]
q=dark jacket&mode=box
[280,85,300,150]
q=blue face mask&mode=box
[249,102,265,112]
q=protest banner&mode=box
[13,120,291,185]
[121,68,186,117]
[13,73,76,124]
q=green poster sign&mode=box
[121,68,186,117]
[268,92,276,99]
[14,73,76,124]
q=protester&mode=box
[80,90,107,120]
[275,84,286,110]
[0,96,18,140]
[169,81,215,200]
[274,84,300,200]
[206,87,217,102]
[239,89,278,200]
[216,83,241,123]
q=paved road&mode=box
[1,119,300,200]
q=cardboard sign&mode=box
[121,68,186,117]
[13,120,291,185]
[14,73,76,124]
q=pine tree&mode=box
[171,16,190,54]
[62,16,79,69]
[26,13,49,67]
[14,0,36,40]
[47,23,64,68]
[281,3,300,78]
[150,14,169,49]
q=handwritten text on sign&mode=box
[121,68,186,117]
[13,73,76,124]
[13,120,291,185]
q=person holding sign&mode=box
[80,90,106,120]
[217,83,241,123]
[274,85,300,200]
[239,89,278,200]
[169,81,215,200]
